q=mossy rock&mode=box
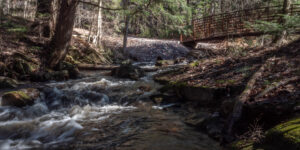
[231,117,300,150]
[261,117,300,150]
[1,91,33,107]
[0,76,18,89]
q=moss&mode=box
[216,79,236,85]
[230,140,254,150]
[4,91,31,100]
[263,117,300,149]
[65,55,80,64]
[189,61,200,67]
[7,27,28,33]
[169,81,188,88]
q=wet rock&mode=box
[0,76,18,89]
[1,88,40,107]
[111,63,144,80]
[155,60,175,67]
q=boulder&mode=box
[111,63,144,80]
[0,76,18,89]
[1,88,40,107]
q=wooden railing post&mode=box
[180,34,183,43]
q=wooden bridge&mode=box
[181,4,300,47]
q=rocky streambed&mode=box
[0,62,221,150]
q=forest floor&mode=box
[155,37,300,147]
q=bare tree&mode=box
[94,0,103,46]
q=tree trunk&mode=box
[95,0,102,46]
[122,0,129,53]
[7,0,10,14]
[272,0,291,45]
[50,0,60,37]
[219,0,225,13]
[24,0,27,18]
[0,0,4,23]
[34,0,59,38]
[226,58,271,135]
[48,0,79,68]
[123,15,130,53]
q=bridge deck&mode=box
[181,4,300,46]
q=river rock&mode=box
[111,63,144,80]
[0,76,18,89]
[1,88,40,107]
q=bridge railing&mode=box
[181,4,300,43]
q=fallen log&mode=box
[226,58,272,134]
[77,64,119,70]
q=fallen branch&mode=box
[77,64,119,70]
[255,76,300,99]
[227,58,272,134]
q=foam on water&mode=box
[0,76,138,149]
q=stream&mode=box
[0,63,221,150]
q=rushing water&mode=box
[0,63,221,150]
